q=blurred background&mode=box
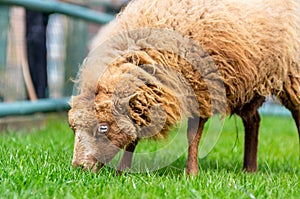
[0,0,131,121]
[0,0,128,102]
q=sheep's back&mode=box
[92,0,300,111]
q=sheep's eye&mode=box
[94,123,110,138]
[99,125,108,133]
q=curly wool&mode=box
[76,0,300,139]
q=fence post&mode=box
[0,6,9,71]
[0,6,9,101]
[64,18,88,96]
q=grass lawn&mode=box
[0,113,299,199]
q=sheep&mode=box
[68,0,300,175]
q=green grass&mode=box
[0,114,299,199]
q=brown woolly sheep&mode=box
[69,0,300,175]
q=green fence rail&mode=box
[0,0,115,24]
[0,98,291,118]
[0,98,70,117]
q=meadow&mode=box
[0,113,299,199]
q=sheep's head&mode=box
[69,93,139,172]
[69,54,184,172]
[69,81,137,172]
[68,94,119,172]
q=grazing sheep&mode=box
[69,0,300,175]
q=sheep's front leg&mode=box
[186,117,207,175]
[117,140,138,175]
[241,110,260,172]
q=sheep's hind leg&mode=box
[278,92,300,155]
[291,109,300,147]
[291,109,300,159]
[238,96,265,172]
[117,140,138,175]
[186,117,207,176]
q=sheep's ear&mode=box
[112,64,181,139]
[127,84,170,139]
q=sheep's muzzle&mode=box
[72,154,104,173]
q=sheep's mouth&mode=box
[74,161,104,173]
[91,162,104,173]
[81,155,105,173]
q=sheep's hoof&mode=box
[116,169,131,176]
[116,170,123,176]
[243,166,257,173]
[186,167,199,176]
[116,165,132,176]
